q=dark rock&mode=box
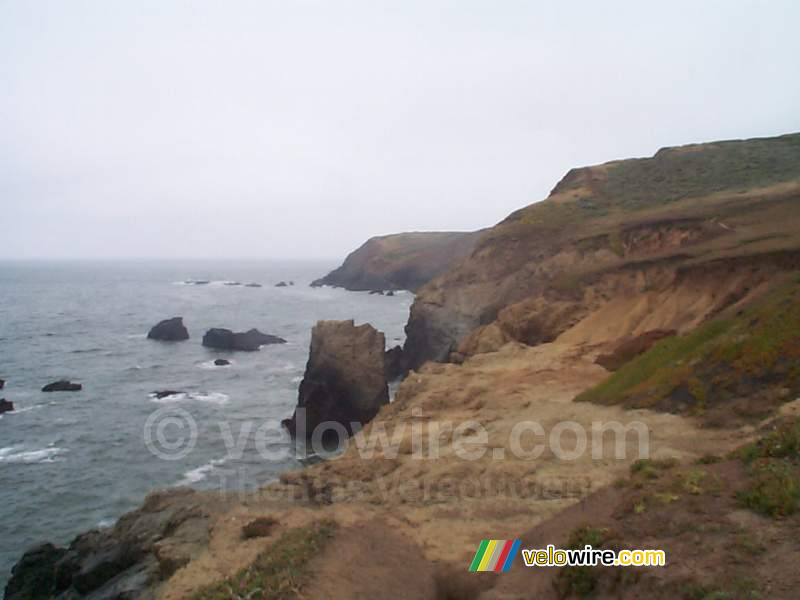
[244,282,262,288]
[185,280,209,285]
[283,320,388,438]
[386,290,395,296]
[223,281,242,286]
[3,542,67,600]
[42,380,82,392]
[0,378,4,389]
[147,317,189,342]
[213,359,230,366]
[384,345,407,381]
[202,328,286,352]
[151,390,183,400]
[4,489,213,600]
[289,281,295,286]
[275,281,288,287]
[0,399,14,414]
[369,290,384,295]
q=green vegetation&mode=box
[576,280,800,421]
[506,133,800,228]
[553,526,609,599]
[630,457,679,479]
[735,418,800,518]
[193,520,337,600]
[600,134,800,211]
[737,461,800,518]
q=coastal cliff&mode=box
[403,133,800,370]
[311,231,481,292]
[8,132,800,600]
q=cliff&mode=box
[403,132,800,369]
[311,231,481,292]
[8,133,800,600]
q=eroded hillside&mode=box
[404,133,800,370]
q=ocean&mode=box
[0,259,413,588]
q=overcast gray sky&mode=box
[2,0,799,259]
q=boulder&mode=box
[202,328,286,351]
[284,320,389,438]
[213,358,231,366]
[384,345,407,381]
[386,290,395,297]
[369,289,384,295]
[275,281,288,287]
[0,378,4,389]
[0,399,14,414]
[42,380,82,392]
[223,281,242,286]
[147,317,189,341]
[244,282,262,288]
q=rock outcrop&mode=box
[3,489,216,600]
[0,399,13,414]
[311,231,482,292]
[42,380,82,392]
[147,317,189,341]
[0,378,4,389]
[283,320,389,437]
[403,133,800,370]
[202,328,286,351]
[384,345,406,381]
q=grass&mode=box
[193,520,337,600]
[575,280,800,419]
[553,526,609,599]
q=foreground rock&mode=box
[42,380,82,392]
[4,489,218,600]
[311,231,481,292]
[213,358,230,366]
[0,399,13,414]
[283,320,388,437]
[147,317,189,341]
[202,328,286,351]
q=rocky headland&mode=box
[311,231,482,292]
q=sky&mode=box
[1,0,799,260]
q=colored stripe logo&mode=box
[469,540,521,571]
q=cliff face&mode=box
[403,133,800,370]
[312,231,481,292]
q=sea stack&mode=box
[202,328,286,351]
[283,320,389,438]
[147,317,189,341]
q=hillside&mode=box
[403,133,800,370]
[311,231,481,292]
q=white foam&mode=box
[149,391,230,405]
[8,405,42,415]
[177,457,228,485]
[0,447,66,464]
[148,392,189,403]
[291,376,302,383]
